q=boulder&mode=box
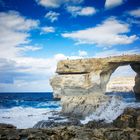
[113,108,140,129]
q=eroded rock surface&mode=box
[50,55,140,117]
[61,93,110,118]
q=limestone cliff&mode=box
[50,55,140,117]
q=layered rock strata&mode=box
[50,55,140,117]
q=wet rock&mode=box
[48,116,66,121]
[85,120,112,129]
[0,123,16,129]
[0,123,20,140]
[2,117,11,119]
[0,124,140,140]
[113,108,140,128]
[33,117,81,128]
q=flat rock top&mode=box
[56,55,140,74]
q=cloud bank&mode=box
[62,17,138,47]
[36,0,83,8]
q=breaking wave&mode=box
[81,93,140,124]
[0,106,62,129]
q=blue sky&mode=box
[0,0,140,92]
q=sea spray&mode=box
[0,106,62,128]
[81,96,128,124]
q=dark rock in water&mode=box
[42,110,60,116]
[113,108,140,128]
[53,97,61,101]
[33,117,81,128]
[48,116,66,121]
[28,114,33,117]
[2,116,11,119]
[33,120,54,128]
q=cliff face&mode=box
[50,55,140,117]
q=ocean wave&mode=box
[0,100,61,109]
[81,95,140,124]
[0,106,61,129]
[36,101,61,108]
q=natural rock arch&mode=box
[50,55,140,117]
[51,55,140,98]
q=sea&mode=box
[0,92,61,128]
[0,92,140,129]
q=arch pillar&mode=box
[131,63,140,99]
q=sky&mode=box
[0,0,140,92]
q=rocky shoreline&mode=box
[0,107,140,140]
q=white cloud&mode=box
[105,0,125,9]
[0,79,52,92]
[36,0,61,8]
[0,11,39,59]
[66,6,96,16]
[0,54,65,90]
[128,7,140,18]
[0,10,86,91]
[93,48,140,58]
[0,11,39,31]
[41,26,55,34]
[62,17,138,47]
[0,11,51,91]
[78,50,88,56]
[45,11,60,22]
[36,0,83,8]
[20,46,42,52]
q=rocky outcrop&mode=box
[113,108,140,128]
[1,123,140,140]
[50,55,140,117]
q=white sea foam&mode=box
[37,101,60,108]
[0,106,61,129]
[81,96,140,124]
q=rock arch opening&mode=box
[106,65,136,93]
